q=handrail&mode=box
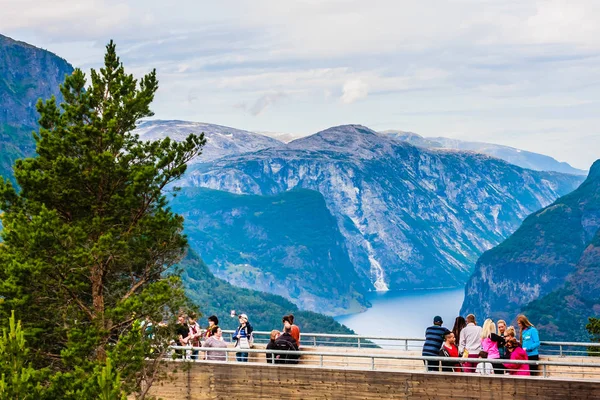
[220,330,600,349]
[168,345,600,379]
[169,346,600,366]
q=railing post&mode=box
[225,350,229,362]
[405,339,408,351]
[313,336,317,347]
[559,345,563,357]
[358,337,361,349]
[542,364,547,378]
[371,357,375,370]
[319,354,323,367]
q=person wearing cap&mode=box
[234,313,253,362]
[422,316,450,371]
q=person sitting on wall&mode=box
[266,330,281,364]
[288,314,301,347]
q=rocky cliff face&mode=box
[182,125,584,299]
[461,160,600,338]
[170,187,369,315]
[0,34,73,181]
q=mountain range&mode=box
[135,120,283,163]
[461,160,600,340]
[381,130,588,176]
[1,34,592,323]
[259,129,587,176]
[177,124,583,313]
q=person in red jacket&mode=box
[439,331,461,372]
[503,338,530,376]
[283,314,301,347]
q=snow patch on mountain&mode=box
[134,120,284,163]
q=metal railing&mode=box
[168,345,600,380]
[221,330,600,356]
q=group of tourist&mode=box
[171,312,301,363]
[423,314,540,376]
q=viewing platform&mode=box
[147,331,600,399]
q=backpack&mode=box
[274,337,299,364]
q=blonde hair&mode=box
[270,330,280,341]
[505,326,516,338]
[481,318,496,339]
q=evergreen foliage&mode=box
[0,41,205,398]
[586,317,600,356]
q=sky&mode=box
[1,0,599,169]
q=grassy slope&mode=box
[179,250,356,334]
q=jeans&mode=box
[236,352,249,362]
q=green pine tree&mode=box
[0,311,43,399]
[586,317,600,356]
[0,40,205,397]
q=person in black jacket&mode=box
[273,326,299,364]
[266,330,280,364]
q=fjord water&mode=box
[335,288,464,339]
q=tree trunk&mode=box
[91,264,106,361]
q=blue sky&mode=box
[2,0,599,169]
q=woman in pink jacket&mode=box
[503,338,530,376]
[480,319,501,374]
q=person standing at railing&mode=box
[188,313,203,360]
[175,314,190,359]
[518,315,540,374]
[205,315,219,338]
[204,326,228,361]
[439,331,461,372]
[459,314,483,373]
[480,319,502,375]
[422,316,450,371]
[234,313,254,362]
[452,316,466,348]
[503,338,530,376]
[497,320,508,359]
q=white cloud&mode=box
[341,79,369,104]
[1,0,600,168]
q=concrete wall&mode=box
[147,362,600,400]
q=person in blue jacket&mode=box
[518,314,540,373]
[234,313,253,362]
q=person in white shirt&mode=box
[459,314,483,373]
